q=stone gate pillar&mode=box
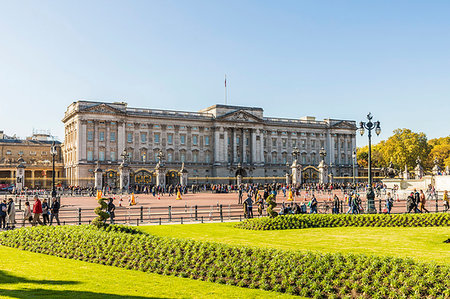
[16,160,25,192]
[179,162,188,187]
[119,162,130,193]
[318,160,328,184]
[94,161,103,190]
[291,160,302,186]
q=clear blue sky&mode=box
[0,0,449,146]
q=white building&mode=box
[62,101,357,187]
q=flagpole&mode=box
[224,74,227,105]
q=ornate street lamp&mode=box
[319,147,327,162]
[352,149,357,185]
[50,141,57,198]
[359,112,381,213]
[292,147,300,161]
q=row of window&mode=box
[5,150,48,156]
[86,150,210,163]
[87,131,211,146]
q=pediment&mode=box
[216,109,262,123]
[82,103,124,115]
[331,121,356,129]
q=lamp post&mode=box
[50,141,57,198]
[292,147,300,162]
[319,147,327,162]
[352,149,356,185]
[359,113,381,213]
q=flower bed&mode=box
[235,213,450,231]
[1,225,449,298]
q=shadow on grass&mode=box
[0,288,163,298]
[0,270,163,298]
[0,270,79,285]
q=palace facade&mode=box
[0,131,64,189]
[62,101,357,187]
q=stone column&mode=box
[251,129,257,164]
[155,166,166,187]
[117,122,125,159]
[260,130,264,164]
[223,128,229,163]
[326,132,333,165]
[214,127,220,164]
[285,173,290,185]
[94,162,103,190]
[233,128,237,163]
[242,129,247,163]
[93,121,99,160]
[16,164,25,192]
[31,170,35,189]
[119,163,130,193]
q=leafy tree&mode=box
[356,142,385,168]
[429,137,450,168]
[378,129,430,170]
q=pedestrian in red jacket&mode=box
[32,196,44,226]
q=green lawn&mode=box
[0,245,297,299]
[140,223,450,265]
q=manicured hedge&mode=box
[1,225,449,298]
[235,213,450,231]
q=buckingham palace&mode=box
[62,101,357,187]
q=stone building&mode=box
[62,101,357,187]
[0,131,64,189]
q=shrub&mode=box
[235,213,450,230]
[0,225,449,298]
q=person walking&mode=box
[244,194,253,218]
[50,197,60,225]
[22,201,33,227]
[107,198,116,224]
[413,189,421,213]
[32,196,44,226]
[0,199,7,229]
[6,198,15,229]
[42,198,50,225]
[443,190,449,212]
[385,192,394,214]
[419,190,429,213]
[310,195,318,214]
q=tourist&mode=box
[238,187,243,204]
[50,197,60,225]
[244,194,253,218]
[22,201,33,227]
[0,199,7,229]
[32,196,44,226]
[6,198,15,229]
[443,190,449,212]
[256,193,264,217]
[385,192,394,214]
[413,189,421,213]
[419,190,429,213]
[332,195,340,214]
[107,198,116,224]
[346,194,352,214]
[406,192,415,213]
[309,195,318,214]
[42,198,50,225]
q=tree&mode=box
[429,137,450,168]
[378,129,430,170]
[356,142,385,168]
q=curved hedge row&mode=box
[1,225,449,298]
[235,213,450,231]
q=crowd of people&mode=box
[0,196,61,230]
